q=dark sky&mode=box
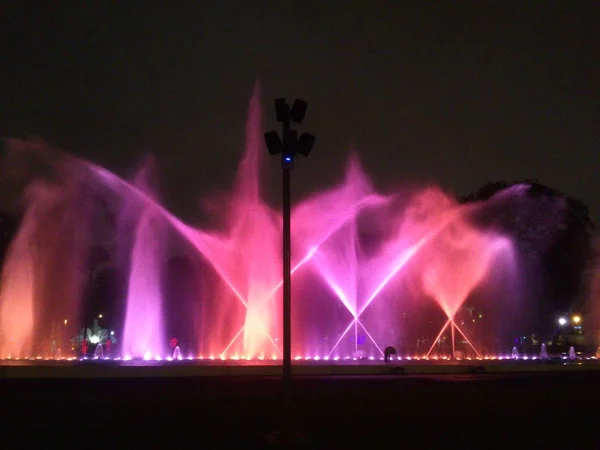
[1,2,598,226]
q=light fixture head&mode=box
[289,99,308,124]
[264,131,282,155]
[296,133,316,157]
[274,98,288,122]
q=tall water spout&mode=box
[172,346,182,360]
[94,344,104,359]
[511,347,519,359]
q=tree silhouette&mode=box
[460,179,594,335]
[458,180,510,204]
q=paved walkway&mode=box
[2,372,598,449]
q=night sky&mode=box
[1,2,598,226]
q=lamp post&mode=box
[264,97,316,444]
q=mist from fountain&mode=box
[587,239,600,349]
[412,191,515,357]
[94,344,104,359]
[121,161,168,359]
[0,143,94,358]
[0,193,36,359]
[172,346,181,360]
[540,343,548,359]
[512,347,519,359]
[0,88,536,361]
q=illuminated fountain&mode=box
[0,143,94,359]
[287,156,390,358]
[96,89,396,360]
[121,160,168,360]
[94,344,104,359]
[0,195,36,359]
[409,191,515,359]
[172,346,181,360]
[0,87,554,364]
[587,239,600,351]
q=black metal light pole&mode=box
[280,104,293,385]
[264,98,316,442]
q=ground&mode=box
[1,372,598,449]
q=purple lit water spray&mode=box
[0,87,525,360]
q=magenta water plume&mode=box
[120,159,168,360]
[587,239,600,348]
[0,86,564,361]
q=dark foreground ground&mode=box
[1,372,598,450]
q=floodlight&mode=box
[289,99,308,124]
[572,315,581,324]
[296,133,316,157]
[274,98,288,122]
[558,317,567,326]
[264,131,282,155]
